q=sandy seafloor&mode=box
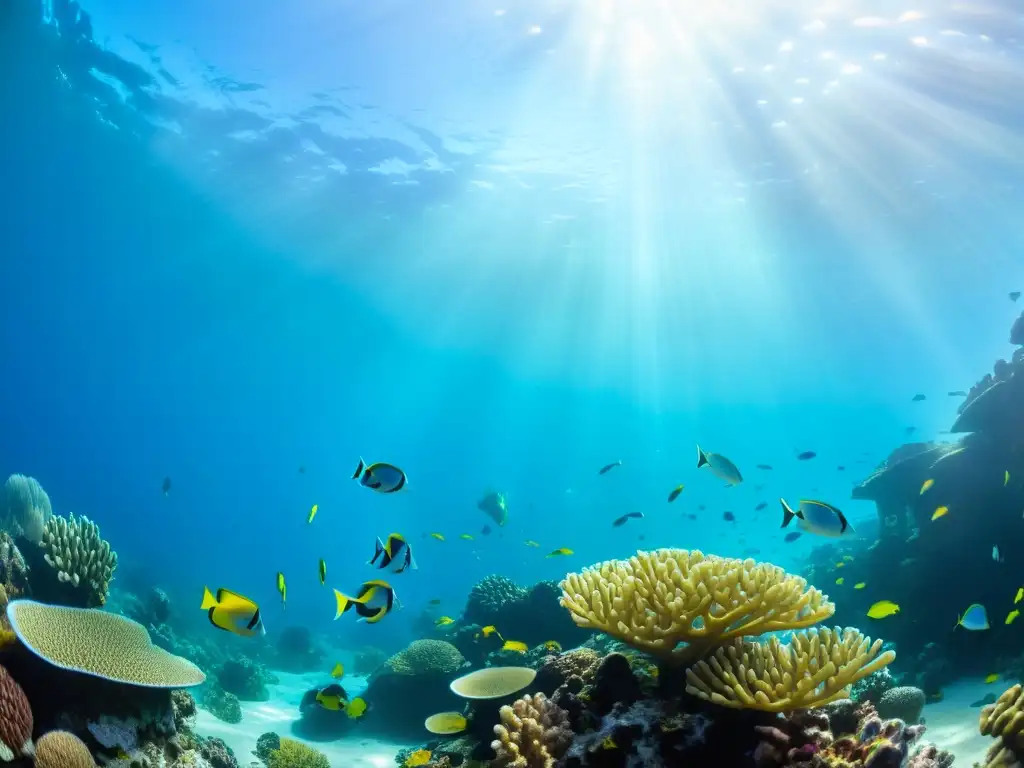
[194,670,414,767]
[193,672,997,766]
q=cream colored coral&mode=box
[977,683,1024,768]
[684,627,895,712]
[559,549,834,662]
[34,730,95,768]
[40,513,118,606]
[2,474,51,544]
[491,693,571,768]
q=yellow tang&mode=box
[866,600,900,619]
[985,673,1000,684]
[1007,609,1020,625]
[435,616,455,627]
[331,662,344,679]
[475,625,502,640]
[1016,587,1024,604]
[308,504,318,524]
[546,548,574,558]
[459,534,474,540]
[502,640,528,654]
[835,577,845,585]
[854,582,867,590]
[424,711,468,735]
[346,697,368,719]
[920,479,934,495]
[315,683,347,711]
[430,533,445,541]
[200,586,266,637]
[318,559,327,586]
[276,572,287,609]
[405,750,432,768]
[544,640,562,652]
[931,506,949,521]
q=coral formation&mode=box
[274,626,323,673]
[202,683,243,724]
[450,667,537,700]
[461,577,587,651]
[1,473,52,544]
[560,549,834,663]
[878,685,926,725]
[266,737,330,768]
[0,663,33,761]
[466,575,526,626]
[255,732,281,765]
[37,512,118,607]
[684,628,894,711]
[33,730,94,768]
[7,599,205,686]
[978,683,1024,768]
[491,692,572,768]
[216,657,275,701]
[384,639,466,676]
[535,648,601,695]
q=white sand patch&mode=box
[194,669,412,767]
[923,677,1000,765]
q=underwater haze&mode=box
[3,0,1024,765]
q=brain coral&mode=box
[7,599,206,687]
[34,730,94,768]
[384,639,465,676]
[0,663,33,762]
[1,474,52,544]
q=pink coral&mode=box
[0,664,33,761]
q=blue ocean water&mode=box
[3,0,1024,764]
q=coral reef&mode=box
[878,686,926,725]
[978,683,1024,768]
[216,658,275,701]
[462,577,587,651]
[24,513,118,607]
[0,663,33,761]
[852,667,897,706]
[492,693,572,768]
[201,684,242,724]
[273,626,323,673]
[266,738,330,768]
[254,732,281,765]
[1,473,52,544]
[384,639,466,676]
[352,646,388,676]
[124,587,172,628]
[34,730,94,768]
[560,549,834,663]
[466,575,526,627]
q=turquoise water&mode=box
[3,0,1024,766]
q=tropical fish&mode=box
[612,512,644,527]
[1015,587,1023,604]
[405,749,433,767]
[756,464,773,471]
[912,394,926,402]
[162,477,171,496]
[867,600,900,619]
[318,559,327,585]
[854,582,866,590]
[957,604,989,631]
[331,663,344,679]
[985,674,1000,684]
[600,737,617,750]
[430,533,445,541]
[352,458,408,493]
[333,580,398,624]
[837,465,846,471]
[369,533,417,574]
[424,712,467,736]
[544,640,562,652]
[276,572,287,609]
[836,577,845,585]
[835,562,845,568]
[1006,470,1011,487]
[456,534,472,541]
[755,502,767,511]
[784,532,802,543]
[780,499,854,538]
[201,587,266,637]
[308,504,318,524]
[477,490,509,526]
[696,445,743,486]
[796,451,816,461]
[475,625,502,640]
[948,391,967,397]
[346,697,368,719]
[598,461,622,475]
[502,640,528,653]
[1011,291,1021,302]
[316,683,349,711]
[547,548,573,557]
[972,693,998,708]
[905,426,917,435]
[435,616,455,627]
[994,546,1003,563]
[932,506,949,521]
[1007,609,1020,625]
[524,540,540,547]
[667,485,684,503]
[920,479,934,495]
[723,511,735,522]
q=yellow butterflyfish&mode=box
[502,640,528,653]
[920,479,934,495]
[308,504,318,524]
[866,600,900,619]
[430,532,445,541]
[931,506,949,521]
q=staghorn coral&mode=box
[34,730,94,768]
[266,738,330,768]
[39,512,118,607]
[684,627,895,712]
[1,473,52,544]
[0,663,33,762]
[383,639,465,676]
[7,599,206,686]
[491,692,572,768]
[979,683,1024,768]
[559,548,834,663]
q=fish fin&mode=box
[352,457,366,480]
[696,445,708,469]
[780,499,796,528]
[835,508,852,533]
[369,537,385,566]
[334,589,356,619]
[200,587,217,611]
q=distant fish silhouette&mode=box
[722,511,735,522]
[837,465,846,471]
[1011,291,1021,302]
[755,502,767,511]
[948,391,967,397]
[598,461,622,475]
[756,464,773,471]
[796,451,816,461]
[912,394,926,402]
[784,532,802,542]
[906,426,917,435]
[162,477,171,497]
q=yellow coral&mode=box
[492,693,572,768]
[684,627,895,711]
[34,731,95,768]
[978,684,1024,768]
[559,549,834,663]
[267,738,330,768]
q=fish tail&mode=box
[352,457,366,480]
[780,499,796,528]
[696,445,708,469]
[334,589,355,619]
[369,537,385,566]
[200,586,217,610]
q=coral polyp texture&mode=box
[1,473,52,544]
[266,737,331,768]
[558,548,835,663]
[978,683,1024,768]
[7,599,206,687]
[0,663,34,762]
[685,627,895,712]
[492,692,573,768]
[40,512,118,607]
[33,730,94,768]
[383,639,466,676]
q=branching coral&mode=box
[40,512,118,606]
[492,692,572,768]
[266,737,330,768]
[383,639,465,676]
[559,549,834,663]
[685,628,895,712]
[979,683,1024,768]
[1,473,52,544]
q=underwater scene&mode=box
[4,0,1024,766]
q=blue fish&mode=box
[780,498,854,538]
[956,604,989,631]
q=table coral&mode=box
[492,692,572,768]
[559,548,834,663]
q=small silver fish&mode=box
[696,445,742,486]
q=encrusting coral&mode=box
[0,663,33,762]
[39,512,118,607]
[33,730,95,768]
[559,548,835,663]
[492,692,572,768]
[978,683,1024,768]
[1,473,52,544]
[685,628,895,712]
